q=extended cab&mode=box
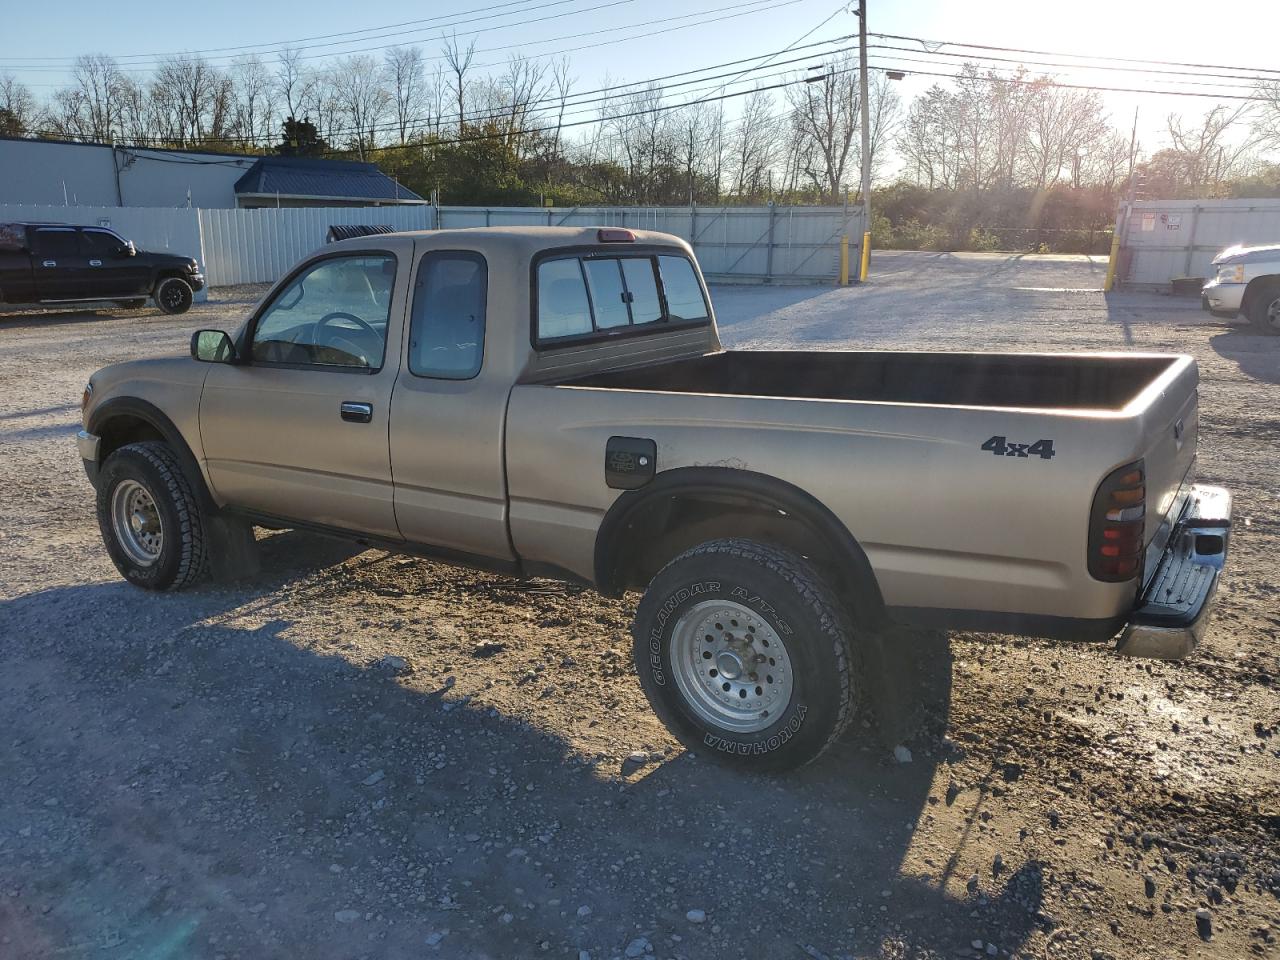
[77,227,1232,771]
[0,221,203,314]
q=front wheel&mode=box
[1247,280,1280,335]
[631,538,858,772]
[155,277,193,315]
[96,441,208,590]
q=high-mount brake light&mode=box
[1088,460,1146,582]
[597,228,635,243]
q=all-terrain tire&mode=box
[1247,279,1280,335]
[155,276,193,315]
[631,538,858,772]
[95,441,208,590]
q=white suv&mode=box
[1202,243,1280,334]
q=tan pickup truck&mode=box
[77,226,1232,770]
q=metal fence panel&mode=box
[1121,199,1280,287]
[1,202,863,289]
[199,206,432,285]
[437,204,863,282]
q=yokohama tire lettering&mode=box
[701,704,808,755]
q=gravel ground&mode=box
[1,252,1277,960]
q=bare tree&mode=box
[729,89,781,199]
[1256,80,1280,150]
[1023,81,1109,190]
[301,69,344,149]
[275,47,308,122]
[1164,105,1258,195]
[152,55,225,145]
[230,55,276,146]
[547,57,573,159]
[384,45,425,145]
[332,55,390,158]
[498,54,549,155]
[0,73,37,136]
[51,54,128,141]
[442,33,476,133]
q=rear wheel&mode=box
[631,538,858,772]
[96,441,208,590]
[1247,279,1280,335]
[155,276,193,315]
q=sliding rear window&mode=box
[535,250,708,346]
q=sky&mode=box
[4,0,1278,169]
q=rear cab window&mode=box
[534,247,709,346]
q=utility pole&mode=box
[856,0,871,281]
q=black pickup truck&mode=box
[0,222,204,315]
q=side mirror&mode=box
[191,329,236,363]
[113,241,136,259]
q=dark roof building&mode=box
[0,135,425,209]
[234,157,424,208]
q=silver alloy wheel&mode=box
[669,600,795,734]
[110,478,164,566]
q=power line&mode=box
[11,0,797,83]
[869,32,1280,79]
[30,34,851,150]
[866,60,1272,102]
[866,44,1268,89]
[682,1,847,111]
[7,0,788,76]
[8,0,645,72]
[33,63,858,155]
[0,0,579,64]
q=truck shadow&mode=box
[1,531,1043,960]
[1209,329,1280,385]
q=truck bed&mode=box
[565,351,1178,412]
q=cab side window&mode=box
[407,252,487,380]
[33,229,79,259]
[251,254,396,370]
[79,229,122,257]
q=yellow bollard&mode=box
[859,231,871,281]
[1103,232,1122,291]
[840,235,850,285]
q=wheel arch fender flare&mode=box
[593,466,885,623]
[1242,273,1280,312]
[88,396,215,509]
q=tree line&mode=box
[2,43,1278,252]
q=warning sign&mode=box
[1141,214,1156,232]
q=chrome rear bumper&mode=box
[1116,484,1231,660]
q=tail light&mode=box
[1089,460,1145,581]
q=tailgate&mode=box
[1136,361,1199,586]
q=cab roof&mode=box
[327,225,693,261]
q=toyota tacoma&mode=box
[76,226,1232,770]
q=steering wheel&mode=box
[312,311,381,365]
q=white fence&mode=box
[198,206,432,285]
[1119,198,1280,288]
[435,205,864,282]
[0,202,864,289]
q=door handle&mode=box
[42,260,56,267]
[89,259,102,267]
[340,401,373,423]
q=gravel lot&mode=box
[2,251,1277,960]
